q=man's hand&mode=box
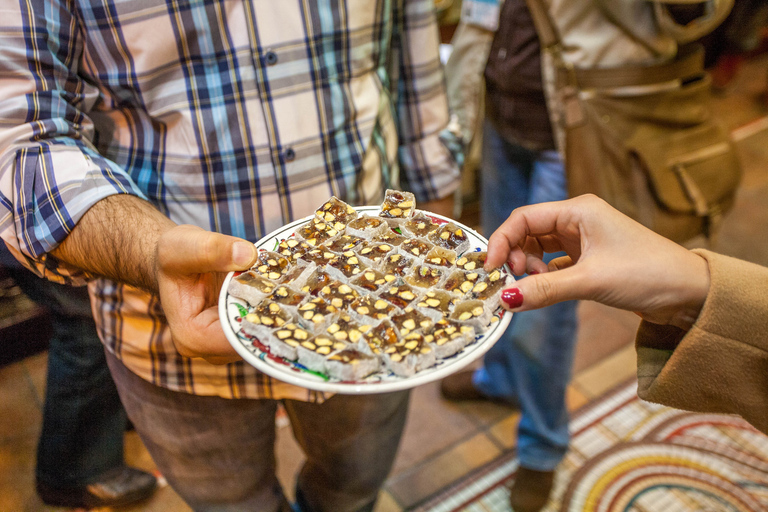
[155,225,258,364]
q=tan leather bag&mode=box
[526,0,742,243]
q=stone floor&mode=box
[0,53,766,512]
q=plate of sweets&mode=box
[219,190,514,394]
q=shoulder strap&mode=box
[522,0,561,49]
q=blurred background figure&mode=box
[0,245,157,509]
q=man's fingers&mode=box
[158,225,257,275]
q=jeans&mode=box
[106,351,410,512]
[474,121,579,471]
[7,269,126,487]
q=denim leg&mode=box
[473,123,579,470]
[8,270,126,487]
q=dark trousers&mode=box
[9,269,126,487]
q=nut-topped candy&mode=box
[380,283,419,309]
[298,297,338,326]
[400,238,434,258]
[379,189,415,221]
[297,218,341,246]
[325,348,381,381]
[382,332,435,377]
[351,269,389,292]
[269,284,307,307]
[403,212,440,237]
[416,290,454,318]
[241,301,292,332]
[443,270,481,296]
[425,318,476,358]
[326,313,372,343]
[372,230,406,247]
[350,295,396,321]
[252,251,291,281]
[314,196,357,226]
[326,233,366,253]
[347,214,387,232]
[378,253,415,278]
[276,238,312,262]
[363,321,400,354]
[450,299,490,327]
[296,334,349,374]
[391,307,434,336]
[300,268,333,296]
[455,251,487,272]
[301,245,337,267]
[228,271,277,306]
[428,222,470,252]
[405,265,445,289]
[424,247,457,268]
[329,250,368,278]
[469,268,509,301]
[318,281,360,310]
[265,323,311,360]
[356,241,394,263]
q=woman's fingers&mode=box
[501,266,586,311]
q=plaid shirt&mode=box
[0,0,459,400]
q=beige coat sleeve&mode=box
[636,249,768,434]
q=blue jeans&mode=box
[475,121,578,471]
[7,269,126,487]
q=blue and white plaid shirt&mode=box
[0,0,459,400]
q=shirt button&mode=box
[284,148,296,162]
[265,51,278,65]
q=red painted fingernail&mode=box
[501,288,523,309]
[528,270,539,275]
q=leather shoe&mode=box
[440,369,491,401]
[37,466,157,508]
[509,466,555,512]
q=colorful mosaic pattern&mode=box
[413,381,768,512]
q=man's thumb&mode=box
[499,269,580,312]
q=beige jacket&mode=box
[636,249,768,434]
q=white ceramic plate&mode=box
[218,206,513,394]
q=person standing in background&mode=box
[440,2,578,511]
[0,246,157,509]
[0,1,459,510]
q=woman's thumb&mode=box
[499,268,581,312]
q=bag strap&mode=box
[523,0,561,49]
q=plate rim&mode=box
[218,206,512,394]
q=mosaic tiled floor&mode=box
[413,381,768,512]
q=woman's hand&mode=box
[485,195,711,331]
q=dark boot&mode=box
[439,369,490,401]
[508,466,555,512]
[37,466,157,509]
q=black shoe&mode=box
[37,466,158,509]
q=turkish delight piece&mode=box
[264,322,312,360]
[346,215,389,238]
[450,299,493,330]
[276,238,313,263]
[301,245,338,267]
[314,196,358,227]
[356,241,396,263]
[297,297,339,329]
[268,284,307,307]
[428,223,470,253]
[443,270,482,297]
[251,251,292,281]
[351,269,389,293]
[324,347,381,381]
[455,251,488,272]
[300,268,334,296]
[379,189,416,222]
[318,281,360,310]
[241,301,293,334]
[363,320,400,355]
[296,218,341,246]
[377,253,415,279]
[326,233,366,254]
[425,318,476,358]
[328,250,368,279]
[402,212,440,238]
[390,307,434,336]
[228,271,277,306]
[371,230,406,247]
[325,313,372,344]
[424,247,457,268]
[381,332,436,377]
[405,264,446,289]
[350,295,397,322]
[468,268,512,304]
[399,238,434,259]
[379,283,419,309]
[415,290,455,320]
[296,334,349,373]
